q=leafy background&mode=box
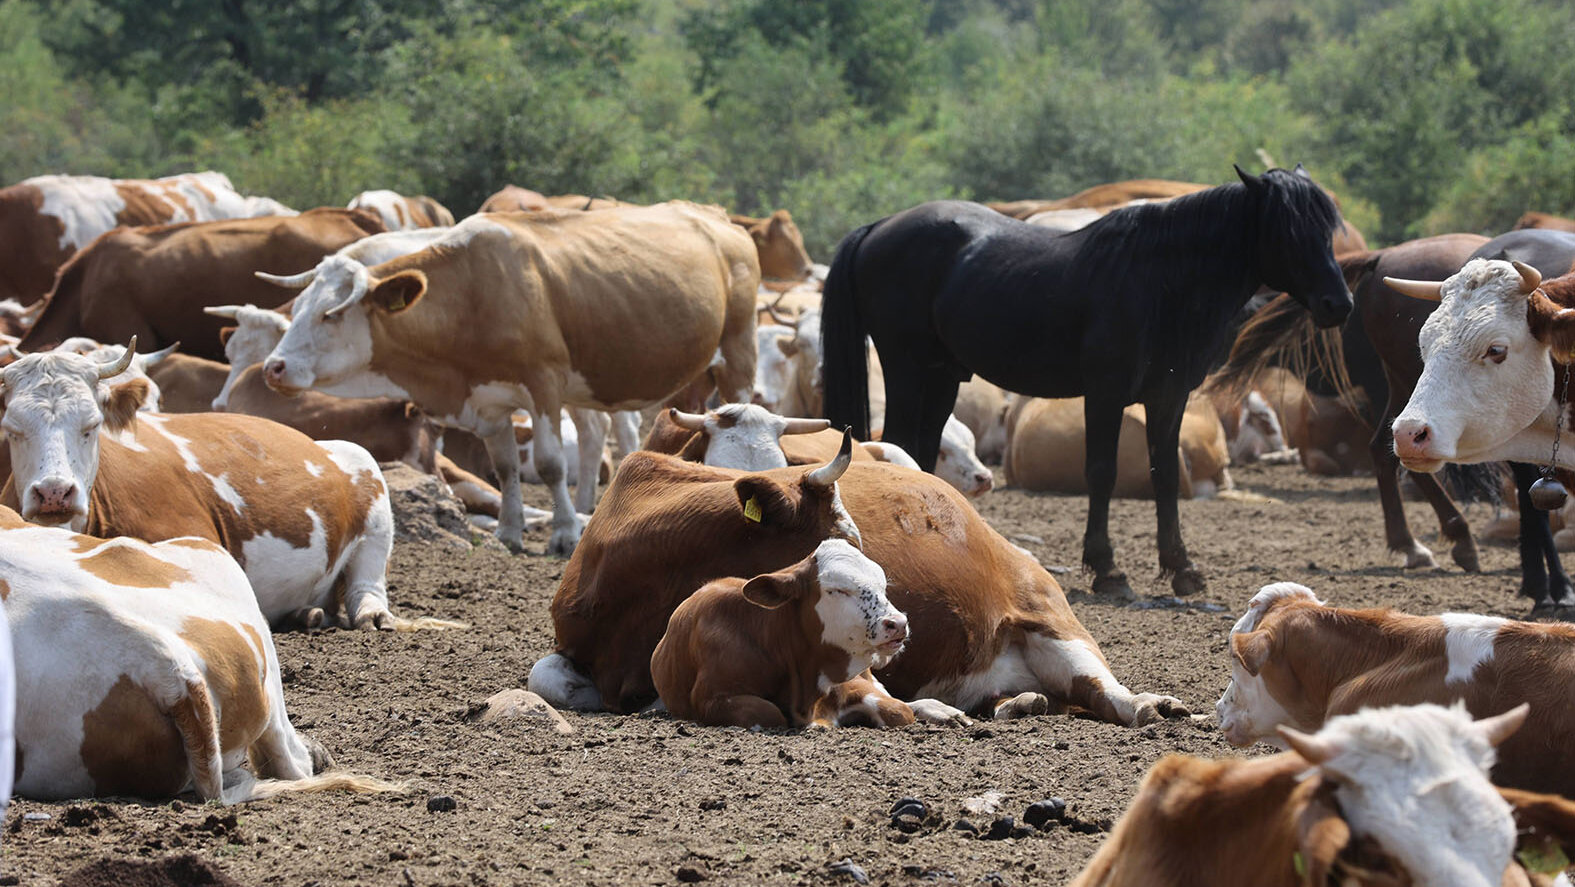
[4,0,1574,254]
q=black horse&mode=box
[821,166,1352,598]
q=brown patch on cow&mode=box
[81,674,189,797]
[0,577,9,600]
[179,617,268,753]
[163,537,217,550]
[1532,276,1575,361]
[77,540,192,588]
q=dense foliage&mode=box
[3,0,1573,253]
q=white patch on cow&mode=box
[27,175,126,251]
[1232,581,1322,634]
[139,414,252,514]
[861,441,919,469]
[239,507,332,615]
[814,539,905,675]
[702,404,790,470]
[935,414,993,497]
[916,645,1036,711]
[909,698,969,724]
[209,473,245,515]
[1439,613,1506,685]
[304,460,324,478]
[347,190,415,232]
[527,653,605,711]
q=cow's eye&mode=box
[1485,344,1508,364]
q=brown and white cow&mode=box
[1515,212,1575,233]
[651,538,971,728]
[19,208,384,361]
[729,210,814,283]
[347,190,455,231]
[0,505,398,802]
[0,171,293,307]
[1390,260,1575,474]
[0,348,412,632]
[1003,394,1233,499]
[1216,581,1575,798]
[1072,702,1550,887]
[532,441,1187,725]
[953,376,1009,464]
[1252,366,1373,476]
[261,203,759,554]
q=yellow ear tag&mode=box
[743,495,762,523]
[387,296,406,311]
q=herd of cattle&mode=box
[3,169,1575,884]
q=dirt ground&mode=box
[2,460,1538,886]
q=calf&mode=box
[0,347,413,632]
[1072,702,1550,887]
[0,505,395,802]
[346,190,455,231]
[1216,581,1575,797]
[652,539,969,728]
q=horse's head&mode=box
[1240,165,1353,329]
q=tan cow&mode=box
[1003,394,1232,499]
[0,348,411,632]
[261,203,760,554]
[347,190,455,230]
[1217,582,1575,798]
[729,210,813,282]
[1514,212,1575,233]
[0,171,293,307]
[533,444,1187,725]
[0,505,397,802]
[1253,367,1373,476]
[1071,702,1560,887]
[19,208,384,361]
[652,539,970,728]
[953,376,1009,464]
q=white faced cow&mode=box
[261,203,759,554]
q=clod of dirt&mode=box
[381,463,502,551]
[426,795,458,813]
[675,865,709,882]
[961,790,1005,817]
[59,854,247,887]
[63,805,117,828]
[467,688,575,735]
[1023,798,1067,829]
[825,858,869,884]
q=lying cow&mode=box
[1004,394,1232,499]
[1217,581,1575,798]
[533,439,1187,725]
[0,346,414,632]
[953,376,1009,464]
[346,190,455,231]
[1254,366,1372,476]
[261,203,759,554]
[652,538,969,728]
[1071,702,1557,887]
[0,505,396,802]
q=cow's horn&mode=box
[805,428,854,488]
[98,336,136,379]
[765,304,798,328]
[1277,724,1339,764]
[1477,702,1530,747]
[781,417,831,435]
[324,267,370,319]
[143,341,180,365]
[255,268,318,289]
[1382,276,1444,302]
[1512,260,1543,294]
[204,305,244,319]
[669,407,707,431]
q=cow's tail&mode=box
[224,771,406,804]
[821,222,878,439]
[391,615,469,632]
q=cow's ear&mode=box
[368,270,427,314]
[1231,630,1272,677]
[776,336,799,358]
[733,476,795,527]
[1529,280,1575,359]
[741,569,804,609]
[103,378,149,431]
[1294,781,1354,887]
[218,326,236,347]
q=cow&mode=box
[347,190,456,231]
[953,377,1009,464]
[1209,387,1292,464]
[260,203,760,554]
[1071,702,1557,887]
[729,210,813,282]
[478,185,552,213]
[1217,581,1575,799]
[1389,260,1575,478]
[1003,395,1233,499]
[651,538,971,728]
[18,208,385,361]
[531,439,1188,725]
[0,504,399,803]
[1253,366,1373,475]
[1515,212,1575,233]
[0,171,294,307]
[0,347,418,633]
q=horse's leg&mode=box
[878,355,948,471]
[1082,396,1132,599]
[1370,380,1442,569]
[1510,462,1575,614]
[1144,393,1204,596]
[1408,470,1479,572]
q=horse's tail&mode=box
[821,222,878,439]
[1205,294,1358,411]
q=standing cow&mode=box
[261,202,759,554]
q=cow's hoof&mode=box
[910,698,972,727]
[1402,545,1439,570]
[992,692,1050,720]
[1170,568,1206,597]
[1131,693,1191,725]
[1091,573,1135,601]
[290,607,326,631]
[1450,538,1481,573]
[302,734,335,774]
[547,527,580,558]
[355,610,396,631]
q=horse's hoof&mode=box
[1092,573,1135,602]
[1529,599,1559,620]
[1450,539,1481,573]
[1171,568,1206,597]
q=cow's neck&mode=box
[1462,391,1575,471]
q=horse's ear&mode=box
[1235,164,1266,196]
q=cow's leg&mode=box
[247,707,314,781]
[527,653,606,711]
[481,421,528,551]
[1082,396,1131,598]
[702,694,788,729]
[610,410,642,461]
[1144,393,1204,596]
[567,407,610,514]
[531,408,581,556]
[1372,386,1441,568]
[714,263,760,405]
[1023,633,1189,727]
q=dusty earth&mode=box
[2,460,1539,886]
